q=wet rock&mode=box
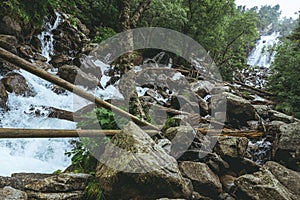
[179,161,222,198]
[214,136,248,158]
[57,65,100,88]
[0,34,18,54]
[2,72,35,96]
[24,173,91,192]
[211,92,256,127]
[0,59,19,76]
[0,16,22,37]
[50,54,72,67]
[34,60,53,71]
[96,122,192,199]
[234,168,296,200]
[33,53,47,62]
[0,186,27,200]
[0,81,8,110]
[264,161,300,197]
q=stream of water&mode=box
[0,13,75,176]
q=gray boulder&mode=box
[235,168,296,200]
[264,161,300,198]
[96,122,192,199]
[211,92,256,127]
[214,136,248,158]
[58,65,100,88]
[179,161,222,198]
[2,72,35,97]
[274,122,300,171]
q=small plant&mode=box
[82,179,105,200]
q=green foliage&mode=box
[65,140,100,174]
[77,107,128,130]
[268,21,300,118]
[93,27,117,43]
[138,0,188,30]
[66,108,128,174]
[82,179,104,200]
[0,0,60,25]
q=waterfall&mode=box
[247,32,280,68]
[244,32,280,164]
[37,12,63,63]
[0,13,76,176]
[241,32,280,88]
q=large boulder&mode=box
[234,168,297,200]
[179,161,222,198]
[211,92,256,127]
[0,186,27,200]
[1,72,35,96]
[274,122,300,171]
[96,122,192,199]
[0,81,8,110]
[264,161,300,198]
[57,65,100,88]
[214,136,248,158]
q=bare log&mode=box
[196,128,264,139]
[0,128,160,138]
[0,47,159,130]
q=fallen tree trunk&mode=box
[196,128,264,139]
[234,80,273,97]
[0,47,159,130]
[0,127,263,139]
[0,128,160,138]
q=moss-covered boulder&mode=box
[96,122,192,199]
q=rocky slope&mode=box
[0,11,300,200]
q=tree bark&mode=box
[0,128,159,138]
[0,47,159,130]
[131,0,152,27]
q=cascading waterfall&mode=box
[247,32,280,68]
[0,13,75,176]
[37,12,63,62]
[242,32,281,88]
[245,32,280,164]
